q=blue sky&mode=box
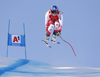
[0,0,100,68]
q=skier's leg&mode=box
[51,21,60,42]
[45,20,54,44]
[51,30,58,42]
[45,32,50,44]
[55,21,60,30]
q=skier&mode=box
[44,5,63,44]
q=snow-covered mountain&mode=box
[0,57,100,77]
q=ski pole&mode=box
[59,35,77,57]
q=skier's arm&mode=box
[45,11,49,30]
[59,13,63,32]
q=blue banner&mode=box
[8,34,25,46]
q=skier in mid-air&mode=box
[44,5,63,45]
[42,5,77,57]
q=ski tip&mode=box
[57,42,60,44]
[42,40,52,48]
[75,56,77,58]
[49,46,52,48]
[42,40,44,41]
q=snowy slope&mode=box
[0,57,100,77]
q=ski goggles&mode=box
[51,10,58,14]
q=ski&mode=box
[42,40,51,48]
[51,41,60,44]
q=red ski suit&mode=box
[45,10,63,35]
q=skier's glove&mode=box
[56,31,61,36]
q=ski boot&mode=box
[44,33,50,44]
[51,32,60,44]
[51,34,56,43]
